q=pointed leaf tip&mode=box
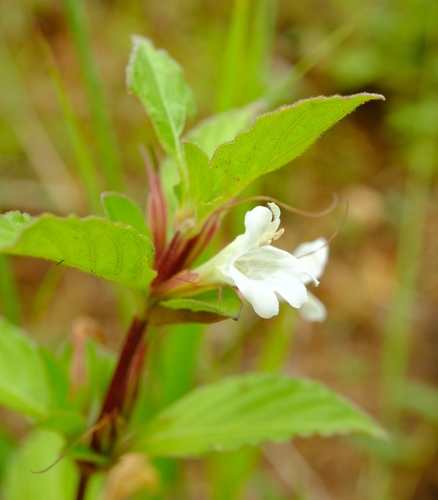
[126,36,195,160]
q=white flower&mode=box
[293,238,328,322]
[195,203,328,320]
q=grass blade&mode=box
[42,41,103,215]
[62,0,123,192]
[216,0,251,111]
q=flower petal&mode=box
[293,237,329,282]
[264,273,308,309]
[236,246,302,279]
[299,292,327,322]
[229,266,279,318]
[243,206,273,251]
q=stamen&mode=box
[273,228,284,241]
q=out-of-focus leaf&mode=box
[133,373,385,457]
[36,411,86,437]
[402,380,438,424]
[127,36,194,161]
[351,433,417,467]
[159,323,203,408]
[37,349,88,436]
[0,213,156,290]
[3,430,77,500]
[66,444,110,467]
[38,348,70,411]
[0,429,15,482]
[184,104,261,158]
[101,192,152,240]
[149,287,242,326]
[85,338,117,408]
[0,318,50,419]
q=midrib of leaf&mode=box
[148,55,181,160]
[130,40,188,198]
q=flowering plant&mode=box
[0,37,384,499]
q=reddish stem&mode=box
[90,316,148,453]
[75,461,95,500]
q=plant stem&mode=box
[91,316,148,453]
[75,465,91,500]
[75,316,148,498]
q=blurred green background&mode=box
[0,0,437,499]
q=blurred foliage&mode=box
[0,0,437,499]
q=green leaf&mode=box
[158,323,203,407]
[101,191,152,239]
[0,212,33,247]
[0,428,15,482]
[84,338,117,408]
[36,349,87,436]
[127,36,195,161]
[133,373,385,457]
[181,142,221,219]
[149,287,242,326]
[192,93,384,223]
[36,411,86,437]
[0,213,156,291]
[0,318,51,419]
[180,104,261,221]
[184,104,261,158]
[38,348,71,410]
[2,430,77,500]
[65,444,110,467]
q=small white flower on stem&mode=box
[195,203,328,320]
